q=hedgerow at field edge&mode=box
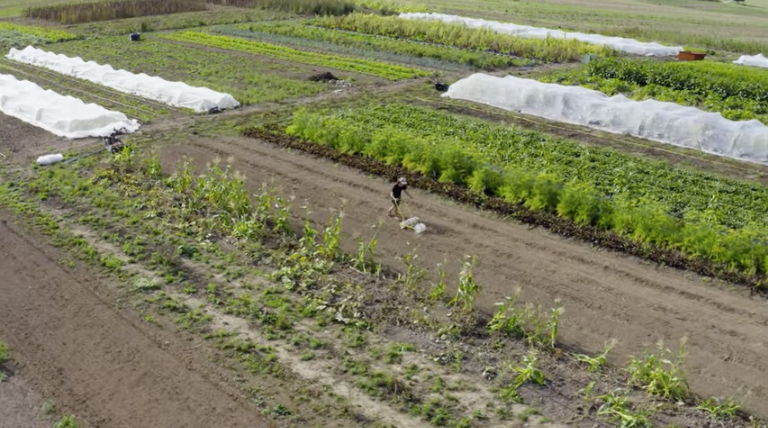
[25,0,207,24]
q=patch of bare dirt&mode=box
[0,373,51,428]
[0,216,276,428]
[0,115,80,162]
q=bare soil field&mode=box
[0,375,51,428]
[0,216,272,428]
[161,134,768,417]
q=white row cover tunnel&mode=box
[0,73,139,139]
[7,46,240,113]
[443,73,768,165]
[733,54,768,69]
[399,13,683,57]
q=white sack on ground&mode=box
[733,53,768,68]
[442,73,768,164]
[7,46,240,113]
[0,73,139,139]
[399,12,682,57]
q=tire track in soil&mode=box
[160,135,768,418]
[0,216,273,428]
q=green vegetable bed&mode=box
[284,104,768,278]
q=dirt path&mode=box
[0,216,271,428]
[0,375,51,428]
[162,135,768,418]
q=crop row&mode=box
[538,67,768,124]
[159,31,430,80]
[567,57,768,120]
[210,26,465,71]
[311,13,613,63]
[282,104,768,277]
[45,37,327,105]
[218,22,526,70]
[25,0,207,24]
[582,58,768,103]
[0,22,78,43]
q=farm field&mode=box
[1,0,768,427]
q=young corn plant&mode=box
[574,339,617,373]
[351,234,380,274]
[512,349,545,388]
[696,397,741,420]
[487,291,525,339]
[448,255,481,314]
[0,340,8,366]
[299,212,318,255]
[547,299,564,349]
[428,262,447,302]
[625,339,689,401]
[317,211,343,261]
[399,251,425,292]
[596,390,652,428]
[166,158,194,194]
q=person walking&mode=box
[388,177,411,220]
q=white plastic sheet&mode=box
[7,46,240,113]
[733,53,768,69]
[0,73,140,139]
[399,12,682,57]
[442,73,768,164]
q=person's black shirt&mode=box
[392,183,406,199]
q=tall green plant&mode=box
[448,255,481,313]
[626,339,689,401]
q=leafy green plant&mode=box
[53,415,81,428]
